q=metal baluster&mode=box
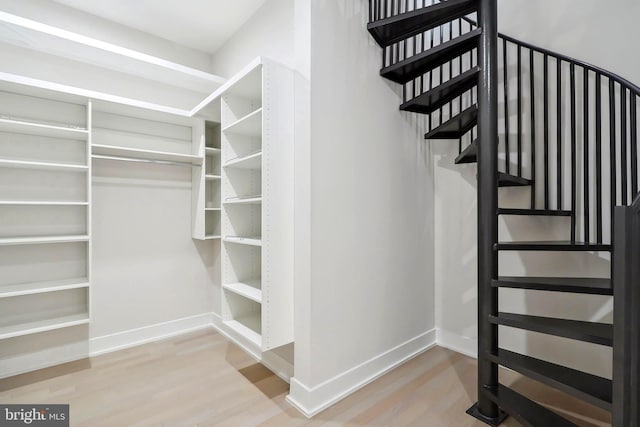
[610,80,617,235]
[503,39,510,175]
[570,63,577,242]
[584,68,590,243]
[543,54,549,210]
[622,88,628,205]
[517,45,522,177]
[596,73,603,244]
[530,49,537,209]
[557,59,562,210]
[632,95,638,197]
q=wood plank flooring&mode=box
[0,329,611,426]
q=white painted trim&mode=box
[210,312,294,383]
[286,328,437,418]
[89,313,213,356]
[0,11,225,85]
[190,57,263,115]
[0,72,193,116]
[436,328,478,359]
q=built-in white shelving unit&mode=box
[220,58,294,353]
[0,90,92,345]
[92,143,203,165]
[192,120,222,240]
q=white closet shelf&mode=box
[0,201,88,206]
[223,152,262,170]
[205,174,221,180]
[204,235,221,240]
[222,108,262,137]
[0,313,90,340]
[224,318,261,347]
[92,144,204,165]
[223,280,262,304]
[0,278,89,299]
[224,236,262,247]
[224,196,262,205]
[0,158,88,171]
[0,235,90,246]
[205,207,221,211]
[0,117,88,140]
[205,147,221,155]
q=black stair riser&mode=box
[489,349,612,411]
[381,28,482,84]
[482,384,578,427]
[425,105,477,139]
[401,67,479,114]
[455,140,477,164]
[367,0,478,48]
[495,241,612,251]
[489,313,613,347]
[492,277,612,295]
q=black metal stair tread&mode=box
[455,140,477,164]
[424,105,477,139]
[489,313,613,346]
[382,29,482,84]
[401,67,479,114]
[498,173,532,187]
[495,241,612,251]
[498,208,572,216]
[368,0,478,47]
[483,384,578,427]
[493,276,612,295]
[488,349,612,411]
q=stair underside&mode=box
[401,67,479,114]
[498,172,532,187]
[489,313,613,346]
[495,241,612,251]
[368,0,478,47]
[425,105,477,139]
[498,208,572,216]
[483,384,578,427]
[493,276,612,295]
[488,349,612,411]
[382,28,482,84]
[455,140,477,164]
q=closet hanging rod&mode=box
[91,154,198,168]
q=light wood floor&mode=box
[0,329,611,426]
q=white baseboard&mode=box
[210,312,294,383]
[286,328,437,418]
[90,313,213,356]
[436,328,477,359]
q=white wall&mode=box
[497,0,640,85]
[288,0,436,416]
[90,159,218,351]
[209,0,294,77]
[434,1,634,378]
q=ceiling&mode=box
[50,0,268,54]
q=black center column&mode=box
[466,0,507,425]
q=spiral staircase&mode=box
[367,0,640,425]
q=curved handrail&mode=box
[462,16,640,96]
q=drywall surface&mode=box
[289,0,436,415]
[497,0,640,85]
[91,161,218,343]
[0,0,213,72]
[435,1,626,378]
[209,0,294,77]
